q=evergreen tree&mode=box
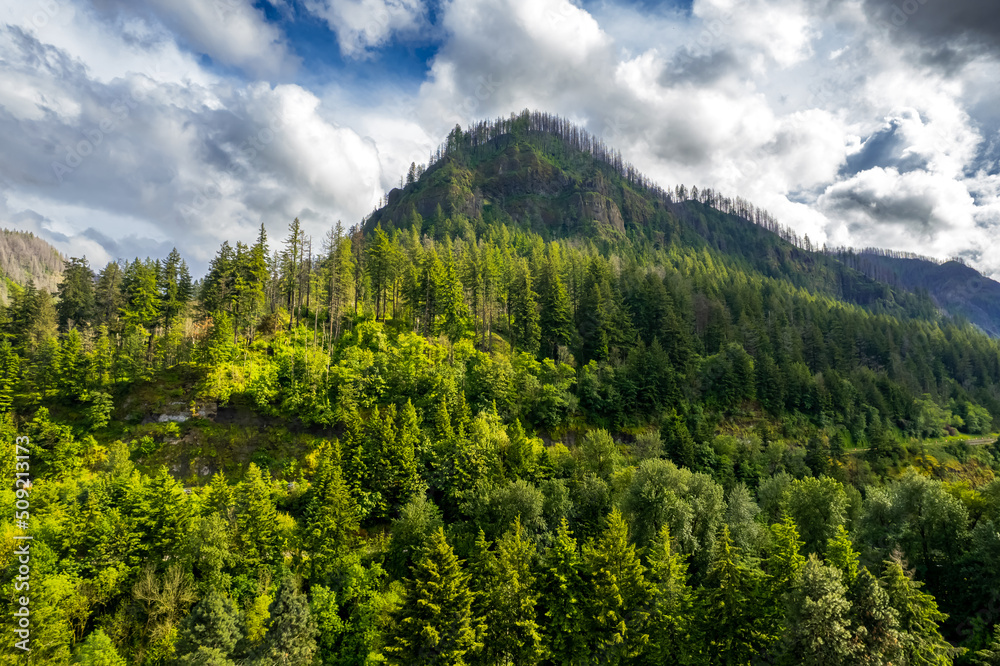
[644,525,695,665]
[302,444,359,581]
[74,629,127,666]
[973,625,1000,666]
[249,577,318,666]
[173,591,243,660]
[510,259,541,355]
[56,256,96,330]
[437,249,468,344]
[698,524,766,665]
[477,517,544,665]
[141,465,193,562]
[94,260,125,329]
[538,518,590,665]
[824,524,860,587]
[848,566,903,666]
[0,338,20,413]
[235,463,282,572]
[384,527,480,665]
[881,557,954,666]
[583,508,650,664]
[780,554,858,666]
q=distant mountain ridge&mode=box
[0,228,63,304]
[829,248,1000,337]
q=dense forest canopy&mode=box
[3,111,1000,665]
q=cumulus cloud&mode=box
[304,0,428,57]
[0,24,384,273]
[85,0,299,79]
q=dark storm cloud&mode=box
[824,182,940,233]
[862,0,1000,64]
[660,47,741,85]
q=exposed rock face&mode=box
[571,192,625,234]
[148,401,218,424]
[368,141,636,237]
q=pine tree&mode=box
[973,624,1000,666]
[301,444,359,581]
[249,577,318,666]
[0,338,20,413]
[780,554,858,666]
[142,465,192,562]
[848,566,903,665]
[881,557,954,666]
[235,463,282,572]
[477,517,544,665]
[644,524,695,665]
[762,514,806,637]
[538,518,589,665]
[698,524,766,665]
[509,259,541,355]
[578,280,608,362]
[56,256,96,330]
[173,591,243,659]
[94,260,125,329]
[825,524,860,587]
[437,249,468,344]
[583,508,650,664]
[74,629,127,666]
[384,527,480,665]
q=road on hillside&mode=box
[848,437,995,455]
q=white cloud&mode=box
[304,0,427,58]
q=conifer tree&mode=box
[203,472,235,522]
[699,524,767,665]
[973,625,1000,666]
[825,524,860,586]
[438,249,468,344]
[509,259,541,355]
[302,444,359,581]
[477,517,544,665]
[384,527,480,665]
[780,554,858,665]
[249,577,318,666]
[56,256,96,330]
[173,591,243,659]
[74,629,127,666]
[142,465,193,562]
[235,463,282,572]
[0,338,20,413]
[95,260,125,330]
[848,566,902,665]
[881,557,953,666]
[538,518,589,665]
[644,524,695,665]
[583,508,650,663]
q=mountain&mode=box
[829,248,1000,337]
[0,228,63,304]
[367,110,935,317]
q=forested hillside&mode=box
[0,228,63,306]
[828,247,1000,338]
[3,111,1000,665]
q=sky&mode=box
[2,0,1000,278]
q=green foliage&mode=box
[582,508,650,663]
[537,518,589,665]
[780,554,858,665]
[384,527,480,665]
[248,577,318,666]
[74,629,127,666]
